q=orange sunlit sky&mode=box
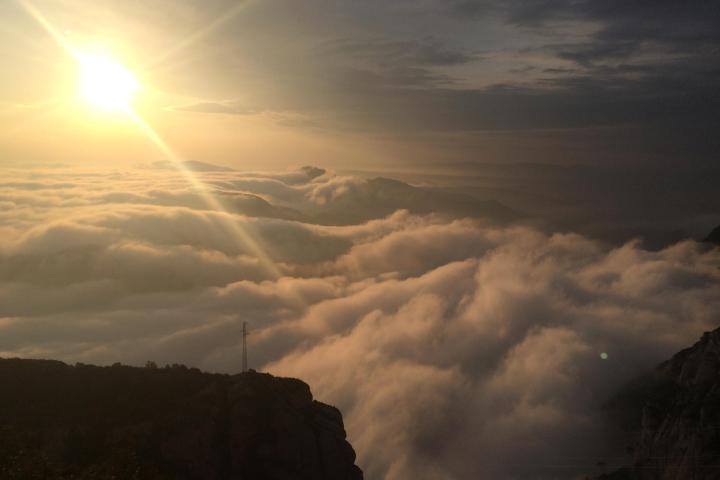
[3,0,719,172]
[2,0,408,170]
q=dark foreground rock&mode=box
[704,225,720,245]
[0,359,363,480]
[601,327,720,479]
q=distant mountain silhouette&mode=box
[0,359,362,480]
[599,327,720,479]
[149,160,236,172]
[138,165,518,225]
[299,166,326,180]
[704,225,720,245]
[314,177,520,225]
[216,192,310,222]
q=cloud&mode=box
[325,37,478,67]
[1,165,719,479]
[3,0,718,169]
[164,0,718,140]
[270,233,720,479]
[170,101,262,115]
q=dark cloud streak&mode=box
[154,0,719,166]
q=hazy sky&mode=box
[2,0,718,170]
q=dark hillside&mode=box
[705,225,720,245]
[0,358,362,480]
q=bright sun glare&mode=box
[77,52,139,112]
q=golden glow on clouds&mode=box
[10,0,285,281]
[76,52,139,112]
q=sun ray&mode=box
[16,0,79,60]
[126,111,284,279]
[144,0,253,72]
[16,0,284,280]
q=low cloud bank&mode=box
[1,166,719,479]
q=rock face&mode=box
[602,327,720,479]
[704,225,720,245]
[0,359,363,480]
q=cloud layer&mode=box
[1,165,719,479]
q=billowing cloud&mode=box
[271,233,720,479]
[1,165,719,479]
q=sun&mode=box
[76,52,139,112]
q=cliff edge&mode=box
[602,327,720,479]
[0,358,363,480]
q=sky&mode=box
[1,2,720,479]
[1,0,719,170]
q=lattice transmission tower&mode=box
[242,321,249,373]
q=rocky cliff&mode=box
[0,358,363,480]
[602,327,720,479]
[704,225,720,245]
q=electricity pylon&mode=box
[242,321,249,373]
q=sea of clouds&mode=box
[1,164,719,479]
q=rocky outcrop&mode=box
[602,327,720,479]
[704,225,720,245]
[0,359,363,480]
